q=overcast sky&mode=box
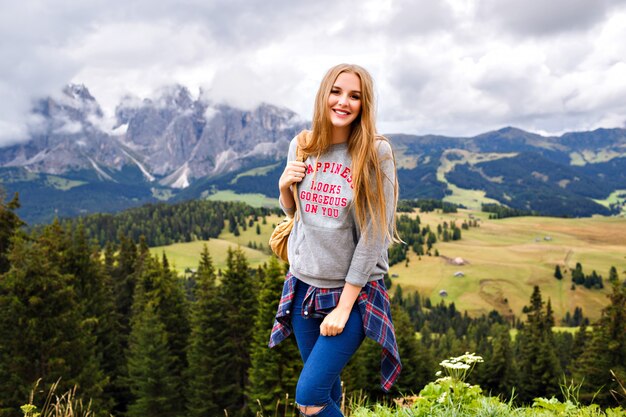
[1,0,625,146]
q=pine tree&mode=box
[480,323,515,396]
[573,324,590,355]
[130,254,189,415]
[388,303,434,395]
[553,331,575,377]
[452,226,461,240]
[186,245,222,417]
[215,247,257,415]
[572,263,585,285]
[247,257,301,415]
[0,236,106,415]
[126,302,179,417]
[515,286,561,403]
[104,234,140,414]
[112,233,139,340]
[158,253,190,386]
[545,298,555,328]
[573,280,626,405]
[0,191,24,274]
[432,327,463,362]
[59,222,125,413]
[554,265,563,280]
[609,266,619,283]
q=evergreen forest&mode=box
[0,192,625,417]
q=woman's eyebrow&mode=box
[332,85,361,93]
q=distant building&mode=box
[544,236,552,241]
[439,289,448,297]
[391,273,399,278]
[454,271,465,277]
[453,257,465,265]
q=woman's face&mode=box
[327,72,362,129]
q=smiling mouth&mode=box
[333,109,350,116]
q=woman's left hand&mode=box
[320,306,351,337]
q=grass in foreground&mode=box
[22,356,626,417]
[349,353,625,417]
[21,379,93,417]
[253,354,626,416]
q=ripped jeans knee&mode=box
[298,403,328,416]
[296,375,342,415]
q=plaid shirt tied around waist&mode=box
[268,273,402,392]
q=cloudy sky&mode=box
[1,0,625,146]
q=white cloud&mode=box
[0,0,625,147]
[53,117,83,135]
[476,0,617,36]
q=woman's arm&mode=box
[320,141,397,336]
[320,282,361,336]
[344,140,396,287]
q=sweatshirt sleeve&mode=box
[345,140,397,287]
[278,136,298,216]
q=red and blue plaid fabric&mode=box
[269,272,402,392]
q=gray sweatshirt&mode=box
[280,136,396,288]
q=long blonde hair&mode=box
[300,63,399,241]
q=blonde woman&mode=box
[269,64,401,417]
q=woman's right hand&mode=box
[278,161,307,213]
[279,161,307,193]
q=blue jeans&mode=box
[291,279,365,416]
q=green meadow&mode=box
[594,189,626,215]
[205,190,280,208]
[436,150,514,210]
[44,175,86,190]
[149,213,285,271]
[151,207,625,322]
[390,210,626,321]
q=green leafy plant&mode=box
[350,353,626,416]
[418,352,484,410]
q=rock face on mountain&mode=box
[120,87,304,187]
[0,84,306,187]
[0,85,123,178]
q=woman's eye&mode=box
[331,89,340,95]
[351,94,361,100]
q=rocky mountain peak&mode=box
[156,84,194,110]
[0,82,308,189]
[59,83,103,119]
[63,83,96,102]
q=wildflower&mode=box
[437,391,448,404]
[20,404,40,417]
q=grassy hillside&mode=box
[390,210,626,321]
[205,190,280,208]
[151,209,624,321]
[149,213,284,271]
[436,149,512,210]
[594,189,626,215]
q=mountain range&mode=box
[1,84,625,224]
